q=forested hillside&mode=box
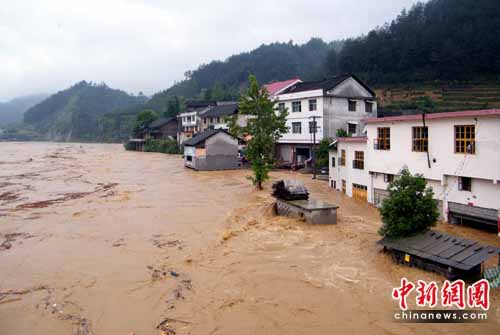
[332,0,500,83]
[0,94,48,126]
[22,81,146,141]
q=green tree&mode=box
[378,168,439,238]
[234,75,288,190]
[314,139,332,167]
[133,109,159,137]
[166,96,181,117]
[336,128,350,137]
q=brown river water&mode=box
[0,142,499,335]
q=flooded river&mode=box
[0,142,499,335]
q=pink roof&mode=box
[337,136,367,143]
[364,109,500,124]
[264,78,301,96]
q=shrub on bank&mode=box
[124,141,135,151]
[144,139,181,154]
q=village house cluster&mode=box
[134,74,500,232]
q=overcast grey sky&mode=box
[0,0,418,101]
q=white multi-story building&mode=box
[329,109,500,229]
[273,75,377,163]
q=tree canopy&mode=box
[379,168,439,238]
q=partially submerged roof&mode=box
[183,128,238,146]
[148,117,176,129]
[364,109,500,124]
[281,74,375,97]
[264,78,302,96]
[202,103,238,118]
[378,230,500,271]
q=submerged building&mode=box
[329,109,500,230]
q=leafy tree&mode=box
[378,168,439,238]
[165,96,181,117]
[335,128,350,137]
[133,109,159,137]
[234,75,288,190]
[314,139,332,167]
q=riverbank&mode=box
[0,142,499,334]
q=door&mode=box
[352,184,367,202]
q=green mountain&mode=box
[332,0,500,83]
[22,81,146,141]
[0,94,49,126]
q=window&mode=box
[340,149,346,166]
[384,174,394,183]
[331,156,335,167]
[376,127,390,150]
[365,101,373,114]
[342,180,346,193]
[216,117,220,123]
[455,125,475,154]
[292,122,302,134]
[186,155,193,162]
[187,116,191,122]
[348,99,357,112]
[458,177,472,191]
[278,103,285,113]
[308,99,317,111]
[203,118,207,124]
[353,151,364,169]
[210,117,213,123]
[309,121,317,133]
[292,101,302,113]
[412,126,428,152]
[348,123,357,135]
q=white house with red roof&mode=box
[263,78,302,98]
[329,109,500,231]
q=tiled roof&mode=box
[201,103,238,118]
[281,74,376,97]
[364,109,500,124]
[264,78,301,96]
[148,117,176,129]
[183,129,237,146]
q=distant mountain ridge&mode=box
[22,81,146,141]
[0,94,49,126]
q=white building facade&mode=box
[275,75,377,163]
[329,109,500,229]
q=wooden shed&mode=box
[379,230,500,280]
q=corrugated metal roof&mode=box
[378,230,500,271]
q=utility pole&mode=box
[309,115,322,180]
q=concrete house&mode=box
[183,129,240,171]
[200,103,239,131]
[178,101,215,144]
[329,109,500,229]
[273,75,377,164]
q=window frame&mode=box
[376,127,391,150]
[365,101,373,114]
[348,99,357,112]
[384,174,394,183]
[340,149,346,166]
[291,122,302,134]
[454,125,475,154]
[278,102,285,113]
[353,151,364,170]
[308,99,317,111]
[292,101,302,113]
[412,126,428,152]
[348,123,357,135]
[309,121,317,134]
[458,176,472,192]
[331,156,336,167]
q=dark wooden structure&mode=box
[272,180,309,200]
[379,230,500,280]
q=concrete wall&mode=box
[185,132,238,170]
[329,141,371,200]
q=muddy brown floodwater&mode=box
[0,142,499,335]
